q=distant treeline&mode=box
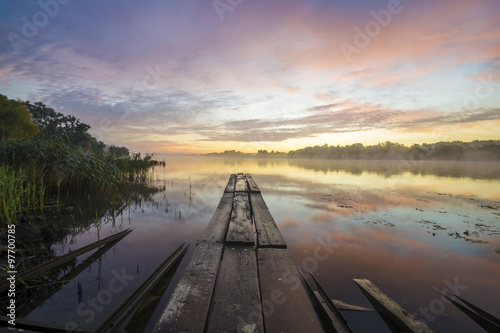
[208,141,500,161]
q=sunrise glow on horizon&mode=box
[1,0,499,154]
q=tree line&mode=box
[208,141,500,161]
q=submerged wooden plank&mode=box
[354,279,435,333]
[224,174,236,193]
[0,229,132,293]
[449,293,500,327]
[310,273,353,333]
[207,246,264,332]
[441,293,500,332]
[245,173,261,193]
[226,192,254,244]
[314,291,354,333]
[257,248,323,333]
[235,173,248,192]
[333,299,373,312]
[198,192,234,244]
[250,192,286,248]
[300,271,353,333]
[153,243,223,333]
[96,242,189,333]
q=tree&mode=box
[25,101,105,154]
[108,145,130,157]
[0,94,39,141]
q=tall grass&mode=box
[0,166,46,223]
[0,136,122,194]
[0,136,165,225]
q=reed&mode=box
[0,166,46,224]
[0,136,164,225]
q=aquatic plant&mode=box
[0,166,46,224]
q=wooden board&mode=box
[206,246,264,332]
[235,173,248,192]
[224,174,236,193]
[153,243,223,333]
[257,248,323,333]
[226,193,254,244]
[245,173,261,192]
[198,192,233,244]
[313,291,354,333]
[250,193,287,248]
[354,279,435,333]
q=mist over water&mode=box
[21,156,500,332]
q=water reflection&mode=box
[8,156,499,332]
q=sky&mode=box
[0,0,499,154]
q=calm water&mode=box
[22,156,500,332]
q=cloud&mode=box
[0,0,499,152]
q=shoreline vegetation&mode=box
[0,94,164,225]
[207,140,500,161]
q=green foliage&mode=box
[114,152,165,181]
[26,100,105,154]
[287,141,500,161]
[108,145,130,157]
[0,94,40,141]
[0,136,123,194]
[0,166,46,224]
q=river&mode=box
[21,156,500,332]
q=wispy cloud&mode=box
[0,0,499,152]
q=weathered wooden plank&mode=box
[235,173,248,192]
[300,271,353,333]
[153,243,223,333]
[206,246,264,332]
[198,192,234,244]
[441,293,500,332]
[354,279,435,333]
[257,248,324,333]
[250,192,287,248]
[96,242,189,333]
[245,173,261,193]
[226,192,254,244]
[333,299,373,312]
[0,229,132,293]
[224,174,236,193]
[310,273,353,332]
[449,293,500,327]
[314,291,353,333]
[18,236,128,318]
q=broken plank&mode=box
[226,192,254,244]
[224,174,236,193]
[257,248,323,333]
[450,293,500,327]
[354,279,435,333]
[95,242,189,333]
[0,229,132,294]
[333,299,373,312]
[235,173,248,192]
[245,174,261,192]
[18,236,128,318]
[313,292,355,333]
[250,192,286,248]
[153,243,224,333]
[441,293,500,332]
[198,192,233,244]
[206,246,264,332]
[300,271,353,333]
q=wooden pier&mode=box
[153,173,324,332]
